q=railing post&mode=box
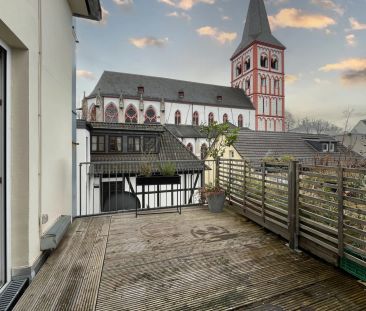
[288,160,299,250]
[261,162,266,223]
[338,166,344,258]
[242,161,246,208]
[228,159,232,204]
[215,157,220,188]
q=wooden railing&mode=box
[218,158,366,270]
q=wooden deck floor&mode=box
[14,207,366,311]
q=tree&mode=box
[295,117,342,135]
[285,111,296,132]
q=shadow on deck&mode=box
[14,207,366,311]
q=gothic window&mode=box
[245,78,251,94]
[238,114,243,128]
[192,111,199,126]
[271,56,279,70]
[89,105,97,122]
[175,110,181,125]
[260,54,268,68]
[261,77,267,93]
[105,103,118,123]
[125,105,138,123]
[208,112,214,125]
[223,113,228,123]
[236,63,242,77]
[144,106,157,124]
[245,57,251,71]
[187,143,193,153]
[274,79,280,95]
[201,144,208,160]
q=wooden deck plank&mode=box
[15,207,366,311]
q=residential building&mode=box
[0,0,101,292]
[231,0,286,132]
[335,120,366,158]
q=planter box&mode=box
[136,175,181,186]
[340,250,366,281]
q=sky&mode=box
[75,0,366,129]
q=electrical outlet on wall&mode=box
[41,214,49,225]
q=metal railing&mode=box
[77,160,218,217]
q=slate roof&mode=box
[231,0,285,60]
[232,130,351,162]
[165,125,209,139]
[88,71,255,110]
[84,122,204,173]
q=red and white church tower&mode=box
[231,0,286,132]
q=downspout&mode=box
[37,0,43,240]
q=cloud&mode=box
[341,69,366,85]
[285,74,299,84]
[167,11,191,20]
[113,0,134,7]
[221,16,231,21]
[158,0,215,11]
[266,0,290,6]
[196,26,237,44]
[310,0,344,16]
[77,70,96,80]
[314,78,330,85]
[345,34,357,47]
[349,17,366,31]
[268,8,336,30]
[129,37,169,48]
[320,58,366,72]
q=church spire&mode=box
[231,0,285,60]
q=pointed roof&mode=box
[231,0,285,60]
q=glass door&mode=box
[0,46,6,288]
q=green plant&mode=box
[159,162,176,176]
[140,162,153,177]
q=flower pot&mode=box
[206,191,225,213]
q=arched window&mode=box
[238,114,243,128]
[208,112,214,125]
[260,54,268,68]
[89,105,96,122]
[245,57,251,71]
[245,78,251,94]
[187,143,193,153]
[192,111,199,126]
[223,113,228,123]
[105,103,118,123]
[144,106,157,124]
[271,56,279,70]
[236,63,242,77]
[125,105,138,123]
[175,110,181,125]
[274,79,280,95]
[201,144,208,160]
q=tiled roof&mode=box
[164,125,207,139]
[233,130,351,162]
[88,71,255,110]
[231,0,285,60]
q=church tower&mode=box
[231,0,286,132]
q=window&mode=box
[144,106,157,124]
[238,114,243,128]
[271,56,279,70]
[236,63,242,77]
[245,78,251,93]
[260,54,268,68]
[187,143,193,153]
[245,57,251,71]
[330,143,335,152]
[322,143,329,152]
[201,144,208,160]
[105,103,118,123]
[128,136,141,153]
[274,79,280,95]
[143,136,157,153]
[89,105,97,122]
[125,105,138,123]
[261,77,267,92]
[223,114,228,123]
[175,110,181,125]
[192,111,199,126]
[109,136,122,152]
[208,112,214,125]
[91,136,105,152]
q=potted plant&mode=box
[136,162,181,186]
[200,122,239,213]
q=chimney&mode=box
[138,85,144,95]
[178,90,184,99]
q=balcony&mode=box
[13,159,366,310]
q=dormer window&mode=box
[138,86,144,95]
[271,56,279,70]
[178,90,184,99]
[217,95,223,102]
[236,63,242,77]
[322,143,329,152]
[260,54,268,68]
[245,57,251,71]
[329,143,335,152]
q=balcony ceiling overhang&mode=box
[68,0,102,21]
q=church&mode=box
[80,0,286,156]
